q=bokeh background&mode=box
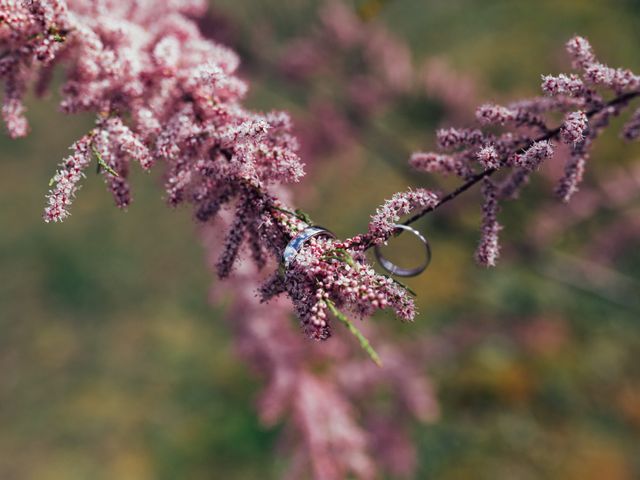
[2,0,640,478]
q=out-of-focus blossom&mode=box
[555,150,587,202]
[532,162,640,254]
[410,151,464,175]
[622,108,640,140]
[560,111,588,146]
[203,221,438,480]
[476,103,517,126]
[421,57,478,120]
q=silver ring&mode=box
[282,226,335,268]
[374,224,431,277]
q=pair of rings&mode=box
[282,224,431,277]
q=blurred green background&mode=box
[2,0,640,478]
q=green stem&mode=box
[92,147,119,178]
[382,275,417,296]
[326,299,382,367]
[270,205,309,223]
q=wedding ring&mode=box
[282,226,335,268]
[374,224,431,277]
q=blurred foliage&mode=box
[1,0,640,478]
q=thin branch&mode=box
[396,90,640,230]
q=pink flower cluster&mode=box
[410,36,640,266]
[2,0,435,348]
[203,223,439,479]
[279,1,412,113]
[2,0,304,224]
[260,0,480,165]
[475,179,501,267]
[368,188,439,242]
[260,189,439,340]
[43,134,92,222]
[0,0,70,137]
[5,2,640,476]
[2,3,442,476]
[267,1,416,164]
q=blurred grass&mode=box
[1,0,640,478]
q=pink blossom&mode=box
[566,36,596,70]
[475,179,502,267]
[622,108,640,140]
[293,374,375,480]
[513,140,554,171]
[496,168,530,200]
[584,63,640,92]
[409,35,640,266]
[477,145,500,169]
[275,232,420,339]
[105,117,153,170]
[560,111,588,146]
[368,189,439,244]
[4,6,640,477]
[421,57,478,119]
[541,73,585,96]
[556,153,587,202]
[476,103,517,125]
[437,127,484,149]
[43,134,93,222]
[211,238,437,480]
[1,94,28,138]
[409,151,463,175]
[563,36,640,92]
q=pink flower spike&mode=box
[476,103,516,125]
[477,145,500,170]
[368,189,439,244]
[475,179,502,267]
[513,140,554,171]
[560,111,588,146]
[410,152,462,175]
[566,36,596,70]
[541,74,585,96]
[44,135,94,223]
[556,153,586,202]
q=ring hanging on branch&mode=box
[374,224,431,277]
[282,226,336,268]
